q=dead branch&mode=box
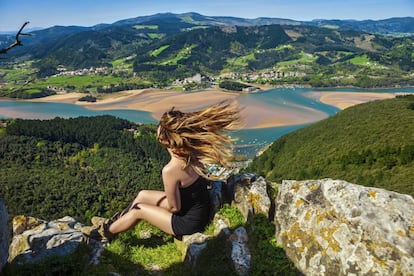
[0,21,31,54]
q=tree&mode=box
[0,22,31,55]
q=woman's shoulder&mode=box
[162,159,184,175]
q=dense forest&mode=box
[0,116,169,223]
[247,95,414,197]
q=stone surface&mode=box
[175,232,211,267]
[0,199,8,272]
[209,180,223,218]
[230,174,270,221]
[227,226,251,276]
[248,176,271,217]
[230,174,254,220]
[275,179,414,276]
[8,216,86,264]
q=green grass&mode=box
[180,16,197,24]
[161,44,197,65]
[133,25,158,30]
[227,52,255,68]
[275,44,294,51]
[111,55,135,68]
[349,54,387,69]
[184,26,209,31]
[96,221,184,274]
[322,24,339,29]
[3,68,34,82]
[277,51,317,66]
[150,45,170,57]
[349,54,371,65]
[148,33,161,39]
[2,75,123,95]
[35,75,122,91]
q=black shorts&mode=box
[171,210,209,236]
[171,177,211,236]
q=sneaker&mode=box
[88,216,116,242]
[101,218,115,242]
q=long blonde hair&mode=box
[157,101,243,178]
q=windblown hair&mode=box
[157,101,243,178]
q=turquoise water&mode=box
[0,101,157,124]
[1,88,413,158]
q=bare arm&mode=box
[162,166,181,213]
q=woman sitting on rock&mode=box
[102,101,242,240]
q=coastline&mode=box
[305,91,401,110]
[20,87,328,129]
[2,87,410,128]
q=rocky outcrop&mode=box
[8,215,96,264]
[175,174,269,273]
[176,175,261,274]
[6,176,414,275]
[8,214,113,266]
[227,174,271,220]
[275,179,414,276]
[227,226,251,276]
[0,199,8,272]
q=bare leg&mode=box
[108,203,174,235]
[108,190,174,235]
[123,190,169,214]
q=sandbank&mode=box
[17,88,411,129]
[26,88,328,129]
[307,91,398,110]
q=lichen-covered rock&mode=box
[0,199,8,272]
[12,215,44,236]
[229,173,259,220]
[227,226,251,276]
[248,176,271,216]
[8,216,86,264]
[275,179,414,276]
[175,232,211,267]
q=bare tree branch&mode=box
[0,21,31,54]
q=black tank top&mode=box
[177,176,210,216]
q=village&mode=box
[44,64,306,93]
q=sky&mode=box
[1,0,413,32]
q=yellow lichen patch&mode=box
[295,198,305,208]
[368,190,377,198]
[304,209,312,221]
[316,209,328,224]
[248,193,268,214]
[351,236,359,244]
[282,222,324,256]
[309,184,320,192]
[396,229,406,237]
[409,226,414,233]
[12,215,26,225]
[291,182,300,192]
[372,255,388,268]
[320,226,341,252]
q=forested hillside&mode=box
[0,116,169,223]
[247,95,414,197]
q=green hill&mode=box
[0,116,169,223]
[247,95,414,197]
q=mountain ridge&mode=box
[1,12,413,98]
